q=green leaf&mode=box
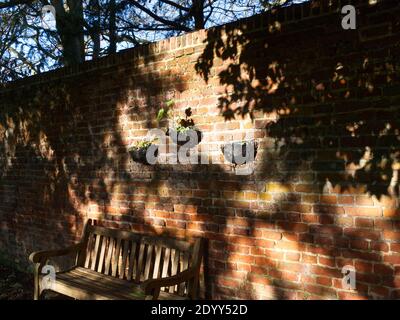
[157,108,166,121]
[165,99,175,107]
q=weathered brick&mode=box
[1,0,399,301]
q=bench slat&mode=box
[120,240,130,279]
[104,238,115,275]
[55,269,135,299]
[152,245,162,279]
[127,242,137,281]
[169,249,180,293]
[90,235,101,271]
[84,233,95,269]
[143,244,154,280]
[97,236,108,273]
[142,236,191,252]
[178,251,190,295]
[161,247,171,292]
[135,243,145,282]
[112,238,122,277]
[37,221,204,300]
[161,248,170,278]
[49,267,188,300]
[88,225,141,242]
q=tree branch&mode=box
[0,0,32,10]
[159,0,189,12]
[122,0,192,32]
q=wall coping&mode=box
[0,0,382,92]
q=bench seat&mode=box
[42,267,187,300]
[30,220,204,300]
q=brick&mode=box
[350,239,369,250]
[355,261,373,273]
[344,228,380,241]
[310,225,342,236]
[344,207,382,217]
[248,274,272,286]
[294,184,320,193]
[277,222,309,233]
[250,246,264,256]
[304,284,337,297]
[316,276,332,287]
[342,250,381,262]
[373,263,394,276]
[2,0,400,301]
[312,266,342,278]
[259,192,272,201]
[277,261,304,273]
[265,249,285,260]
[302,253,317,264]
[391,243,400,253]
[320,195,337,204]
[371,241,389,252]
[338,292,368,300]
[355,196,375,206]
[266,182,293,193]
[354,218,374,228]
[281,203,312,213]
[285,252,301,262]
[173,204,197,213]
[369,286,389,297]
[254,239,275,248]
[338,196,354,205]
[318,256,335,268]
[335,216,353,227]
[383,230,400,241]
[383,254,400,265]
[383,208,400,217]
[262,230,283,240]
[313,204,344,215]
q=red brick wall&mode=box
[1,0,400,299]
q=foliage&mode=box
[156,99,175,121]
[195,4,400,198]
[129,137,157,150]
[175,107,195,132]
[1,0,298,82]
[157,101,196,132]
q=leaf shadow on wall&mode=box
[0,2,400,300]
[194,3,400,299]
[0,48,190,275]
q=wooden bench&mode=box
[29,221,204,300]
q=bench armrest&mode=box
[29,242,84,299]
[141,267,197,299]
[29,242,83,264]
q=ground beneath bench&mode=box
[0,263,70,300]
[0,264,33,299]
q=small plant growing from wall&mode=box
[157,102,202,148]
[156,98,175,124]
[128,138,158,165]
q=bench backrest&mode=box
[76,223,203,297]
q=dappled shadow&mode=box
[0,0,400,300]
[193,0,400,299]
[0,48,191,270]
[196,3,400,199]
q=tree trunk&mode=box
[51,0,85,65]
[108,0,116,54]
[90,0,101,59]
[192,0,204,30]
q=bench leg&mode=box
[33,284,40,300]
[33,264,41,300]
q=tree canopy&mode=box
[0,0,302,82]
